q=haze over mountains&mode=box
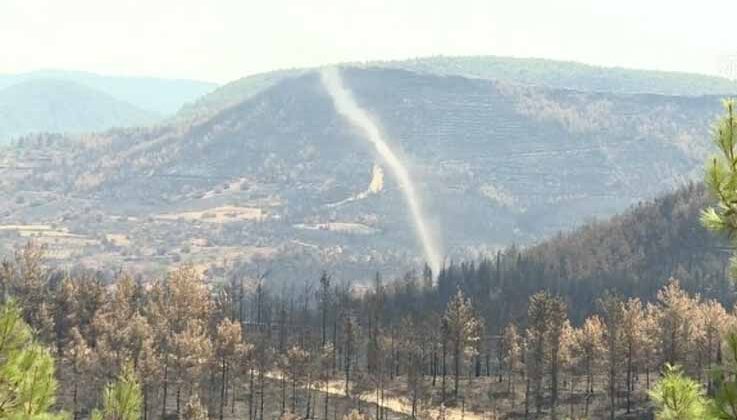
[0,56,733,281]
[0,70,217,144]
[0,79,156,143]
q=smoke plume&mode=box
[320,67,442,276]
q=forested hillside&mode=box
[432,183,731,328]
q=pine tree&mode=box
[215,318,243,420]
[53,276,81,355]
[146,265,212,417]
[318,342,334,420]
[64,327,97,420]
[700,97,737,420]
[573,315,604,417]
[443,289,481,400]
[702,99,737,280]
[2,242,48,327]
[598,292,625,420]
[171,320,213,415]
[91,362,143,420]
[707,332,737,419]
[649,364,709,420]
[642,303,661,388]
[136,333,161,420]
[499,323,521,394]
[286,345,310,414]
[526,291,550,415]
[400,316,426,418]
[68,274,107,346]
[318,272,332,347]
[657,279,696,367]
[622,298,645,414]
[342,315,357,396]
[0,300,65,419]
[547,295,568,420]
[695,300,729,393]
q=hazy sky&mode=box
[2,0,736,83]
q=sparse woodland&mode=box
[2,236,737,420]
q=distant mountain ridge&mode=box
[0,79,157,144]
[177,55,737,121]
[371,55,737,96]
[0,69,217,115]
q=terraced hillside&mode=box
[179,55,737,121]
[373,55,737,96]
[0,67,725,282]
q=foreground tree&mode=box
[697,99,737,420]
[91,363,143,420]
[649,364,709,420]
[708,332,737,420]
[0,300,65,419]
[702,99,737,279]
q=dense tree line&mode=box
[430,181,733,331]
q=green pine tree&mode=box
[707,333,737,420]
[701,98,737,420]
[701,99,737,279]
[0,300,65,420]
[91,362,143,420]
[649,364,711,420]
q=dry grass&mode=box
[156,206,264,223]
[105,233,131,246]
[293,222,378,235]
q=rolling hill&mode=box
[373,55,737,96]
[0,79,157,144]
[178,55,737,121]
[0,69,217,115]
